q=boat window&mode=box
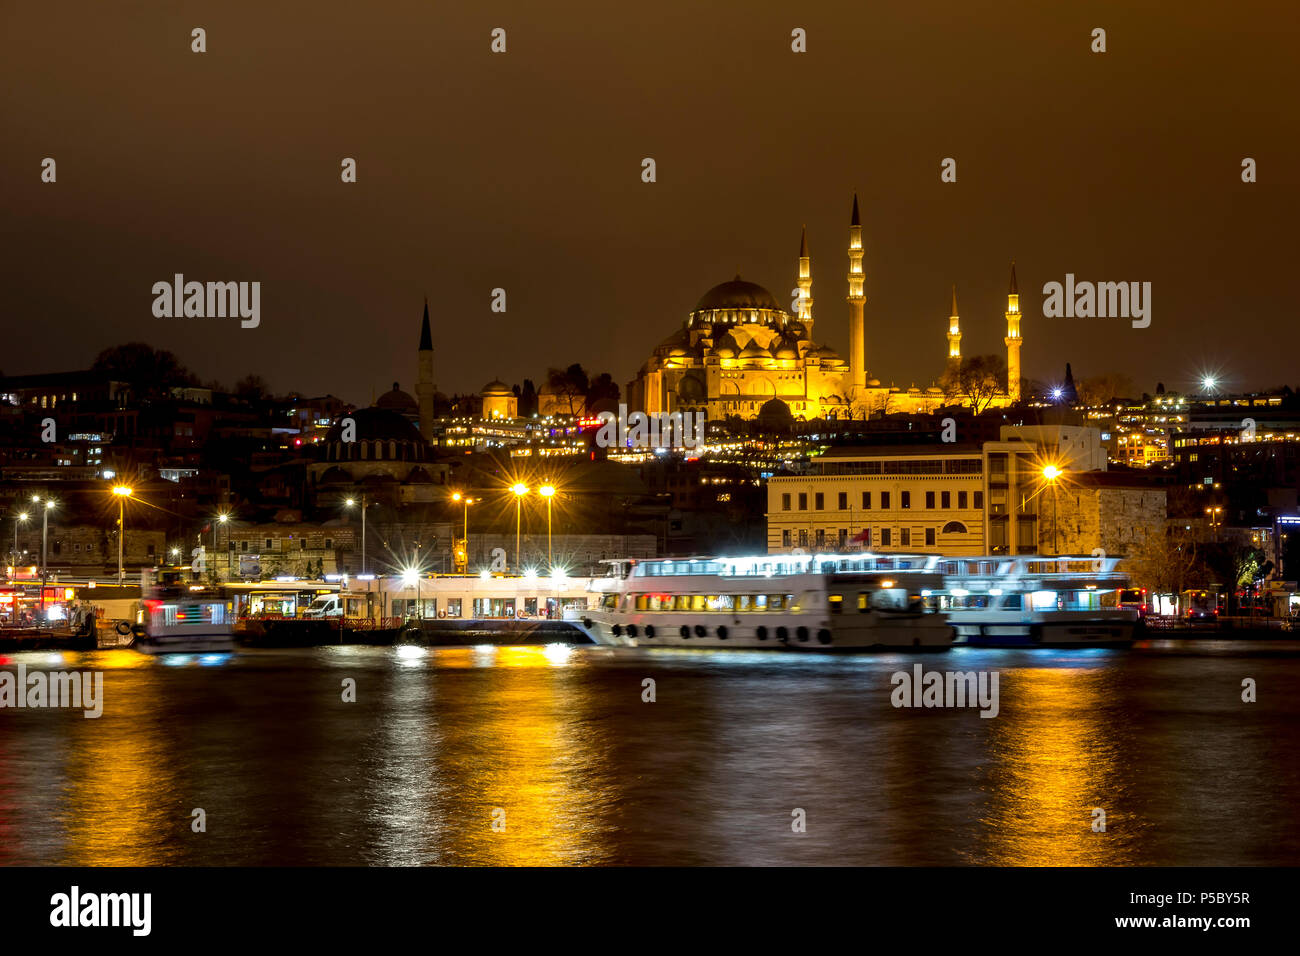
[1000,593,1023,609]
[690,594,708,612]
[871,589,908,611]
[828,594,843,614]
[767,594,786,611]
[753,594,768,611]
[601,594,618,610]
[857,592,868,612]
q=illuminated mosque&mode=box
[626,196,1023,420]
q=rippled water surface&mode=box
[1,641,1297,866]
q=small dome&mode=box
[867,378,881,387]
[481,380,513,396]
[375,381,417,414]
[784,320,806,337]
[772,335,799,360]
[739,339,771,360]
[712,332,741,358]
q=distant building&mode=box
[627,195,1023,421]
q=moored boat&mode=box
[564,553,954,650]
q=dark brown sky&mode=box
[4,1,1297,405]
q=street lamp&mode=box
[33,496,55,621]
[344,495,367,575]
[451,492,476,572]
[12,511,28,574]
[539,484,556,571]
[1042,465,1063,555]
[112,486,133,584]
[1206,506,1223,543]
[511,483,529,572]
[213,512,230,581]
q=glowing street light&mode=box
[32,496,55,620]
[112,485,134,584]
[1041,465,1064,555]
[451,491,476,571]
[1202,376,1217,392]
[511,483,529,571]
[344,495,368,574]
[539,483,556,571]
[11,511,29,575]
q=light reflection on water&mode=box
[0,643,1297,866]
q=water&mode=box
[1,641,1297,866]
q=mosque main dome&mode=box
[689,275,790,330]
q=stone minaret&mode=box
[947,285,961,372]
[796,225,813,338]
[847,194,865,389]
[416,298,436,440]
[1004,262,1022,402]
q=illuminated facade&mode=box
[627,196,1022,421]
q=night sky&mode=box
[4,1,1296,406]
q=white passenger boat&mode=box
[564,554,954,650]
[934,555,1138,647]
[136,569,236,655]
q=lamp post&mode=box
[345,495,367,575]
[112,486,133,584]
[451,492,475,573]
[12,511,28,574]
[33,496,54,621]
[511,483,529,572]
[212,512,230,581]
[1042,465,1062,555]
[1206,506,1223,544]
[539,484,556,571]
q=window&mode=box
[881,492,891,509]
[265,538,273,549]
[957,491,967,509]
[862,492,871,509]
[859,528,871,547]
[782,493,791,511]
[838,492,848,510]
[814,493,824,511]
[941,491,950,508]
[941,521,968,534]
[447,598,462,617]
[881,528,892,546]
[782,530,791,547]
[798,493,808,511]
[325,539,332,549]
[925,528,936,546]
[901,491,911,509]
[925,491,935,509]
[798,530,808,548]
[900,529,911,546]
[973,491,983,508]
[815,529,825,548]
[241,541,249,551]
[301,539,308,550]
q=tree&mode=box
[940,354,1008,414]
[234,374,272,402]
[587,372,620,408]
[92,343,197,398]
[1078,372,1137,406]
[545,366,587,416]
[1123,527,1198,598]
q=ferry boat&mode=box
[933,554,1138,647]
[136,569,236,655]
[564,553,954,650]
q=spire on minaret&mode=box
[419,297,432,351]
[1009,260,1019,295]
[796,225,813,335]
[416,297,436,440]
[851,193,860,227]
[947,284,961,369]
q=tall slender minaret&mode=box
[796,225,813,337]
[847,194,866,389]
[946,285,961,372]
[1004,262,1022,402]
[416,298,436,440]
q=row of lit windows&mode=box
[779,523,969,549]
[781,490,984,511]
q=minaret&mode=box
[1004,262,1022,402]
[796,225,813,337]
[946,285,961,371]
[847,194,866,389]
[416,298,436,440]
